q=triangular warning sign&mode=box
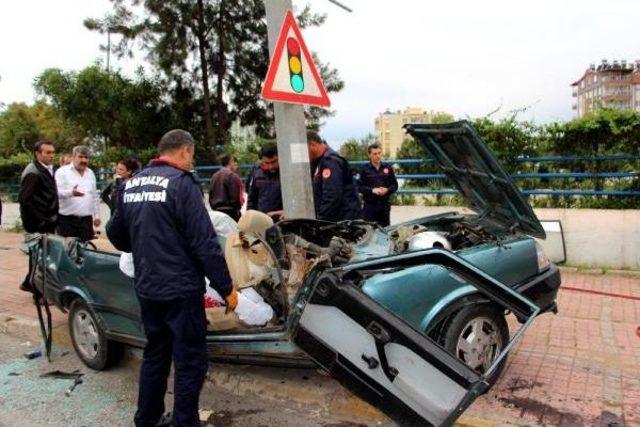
[261,10,330,107]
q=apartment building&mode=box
[571,59,640,117]
[374,107,445,158]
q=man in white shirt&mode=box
[55,145,101,241]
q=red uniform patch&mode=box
[322,168,331,179]
[383,168,389,174]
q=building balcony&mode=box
[572,104,577,110]
[602,78,633,87]
[603,92,632,101]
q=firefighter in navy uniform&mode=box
[107,129,237,427]
[306,131,361,222]
[246,143,284,221]
[357,143,398,227]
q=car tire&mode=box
[68,299,123,370]
[439,304,509,387]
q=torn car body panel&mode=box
[290,249,540,426]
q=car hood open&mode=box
[404,121,545,239]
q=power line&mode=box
[327,0,353,13]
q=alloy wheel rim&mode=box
[455,316,503,373]
[72,309,100,360]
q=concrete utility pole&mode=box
[264,0,316,219]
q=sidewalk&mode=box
[467,272,640,426]
[0,231,67,328]
[1,229,639,426]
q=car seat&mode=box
[206,210,275,332]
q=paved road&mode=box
[0,333,385,427]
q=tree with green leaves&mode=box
[85,1,343,148]
[0,101,83,159]
[340,133,377,161]
[34,66,172,151]
[558,108,640,156]
[471,116,539,171]
[430,112,455,124]
[0,103,39,158]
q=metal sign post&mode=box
[264,0,316,219]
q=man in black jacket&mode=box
[246,144,284,220]
[307,131,361,222]
[107,129,237,427]
[357,143,398,227]
[18,140,59,292]
[19,140,59,234]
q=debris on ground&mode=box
[40,369,85,396]
[199,409,213,422]
[65,377,83,396]
[23,349,42,360]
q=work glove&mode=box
[225,289,239,311]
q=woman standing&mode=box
[101,159,140,215]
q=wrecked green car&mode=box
[30,121,561,426]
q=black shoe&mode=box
[19,280,34,293]
[155,412,172,427]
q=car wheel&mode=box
[440,304,509,387]
[68,299,123,370]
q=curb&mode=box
[607,269,640,277]
[560,266,640,276]
[0,313,45,343]
[206,364,388,424]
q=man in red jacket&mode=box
[208,153,244,222]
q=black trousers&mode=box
[40,222,57,234]
[362,202,391,227]
[135,294,208,427]
[57,215,94,241]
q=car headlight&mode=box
[535,241,551,272]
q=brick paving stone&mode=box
[465,266,640,426]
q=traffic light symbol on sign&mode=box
[287,37,304,93]
[261,9,330,107]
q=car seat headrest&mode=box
[237,210,274,238]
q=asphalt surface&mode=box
[0,333,390,427]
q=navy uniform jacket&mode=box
[246,166,283,213]
[311,148,361,221]
[107,159,233,301]
[357,162,398,205]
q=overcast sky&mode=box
[1,0,640,147]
